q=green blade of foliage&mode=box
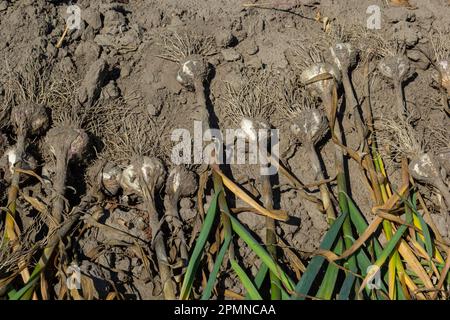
[254,263,269,289]
[8,264,42,300]
[245,264,289,300]
[362,221,409,290]
[316,238,344,299]
[375,221,408,267]
[337,184,358,300]
[221,210,295,292]
[245,263,269,299]
[338,266,357,300]
[344,193,388,296]
[180,191,221,300]
[230,258,262,300]
[201,234,231,300]
[345,193,383,257]
[416,213,434,258]
[293,211,347,300]
[410,193,433,258]
[396,279,406,300]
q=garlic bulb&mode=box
[378,55,411,84]
[409,153,441,183]
[90,161,122,196]
[141,157,166,189]
[101,163,122,196]
[46,127,89,161]
[166,165,197,198]
[10,102,48,136]
[290,108,328,145]
[300,62,341,98]
[120,157,166,195]
[330,42,358,71]
[69,130,89,160]
[409,153,450,208]
[176,54,209,88]
[120,164,140,194]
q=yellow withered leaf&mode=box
[212,165,289,221]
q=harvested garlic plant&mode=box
[158,31,215,126]
[9,102,48,166]
[221,69,283,293]
[104,109,176,300]
[220,69,275,162]
[430,28,450,112]
[377,118,450,209]
[87,159,122,198]
[328,25,367,149]
[378,42,414,120]
[279,82,335,221]
[176,54,209,90]
[6,102,48,220]
[45,122,89,224]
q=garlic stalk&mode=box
[330,42,367,150]
[164,165,198,263]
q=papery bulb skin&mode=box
[300,63,341,98]
[46,127,89,161]
[98,162,122,196]
[120,157,166,196]
[378,55,412,83]
[120,164,141,194]
[330,42,358,71]
[11,103,48,136]
[176,54,209,88]
[68,129,89,160]
[408,153,441,183]
[166,165,198,198]
[290,108,328,145]
[141,157,166,190]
